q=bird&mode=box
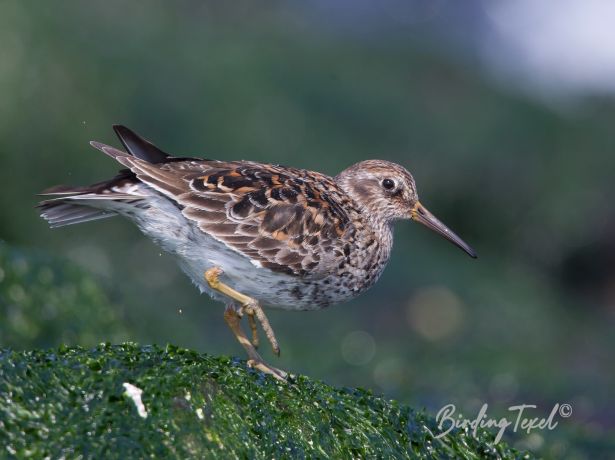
[39,125,476,380]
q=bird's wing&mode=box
[115,156,354,276]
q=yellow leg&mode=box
[223,306,287,381]
[246,312,259,349]
[205,267,279,356]
[205,267,287,382]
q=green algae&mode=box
[0,344,533,459]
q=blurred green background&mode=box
[1,2,613,457]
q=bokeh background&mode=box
[1,1,614,457]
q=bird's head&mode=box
[336,159,477,258]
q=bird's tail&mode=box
[38,199,117,228]
[37,125,170,228]
[38,125,205,228]
[37,176,145,228]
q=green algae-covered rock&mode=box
[0,242,128,349]
[0,344,532,459]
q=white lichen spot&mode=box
[123,382,148,419]
[196,407,204,420]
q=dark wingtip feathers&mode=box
[112,125,170,164]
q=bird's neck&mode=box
[373,220,394,262]
[335,171,395,257]
[352,214,394,273]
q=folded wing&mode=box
[113,155,352,277]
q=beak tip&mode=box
[411,202,478,260]
[463,245,478,259]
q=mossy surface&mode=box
[0,344,532,459]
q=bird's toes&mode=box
[246,359,288,382]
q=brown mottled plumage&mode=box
[122,156,354,278]
[39,125,476,380]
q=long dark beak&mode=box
[410,201,477,258]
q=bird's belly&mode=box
[177,241,365,311]
[122,196,365,310]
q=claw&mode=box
[247,359,288,382]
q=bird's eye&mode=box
[382,178,396,190]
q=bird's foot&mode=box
[205,267,280,356]
[242,302,280,356]
[246,359,288,382]
[206,267,284,380]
